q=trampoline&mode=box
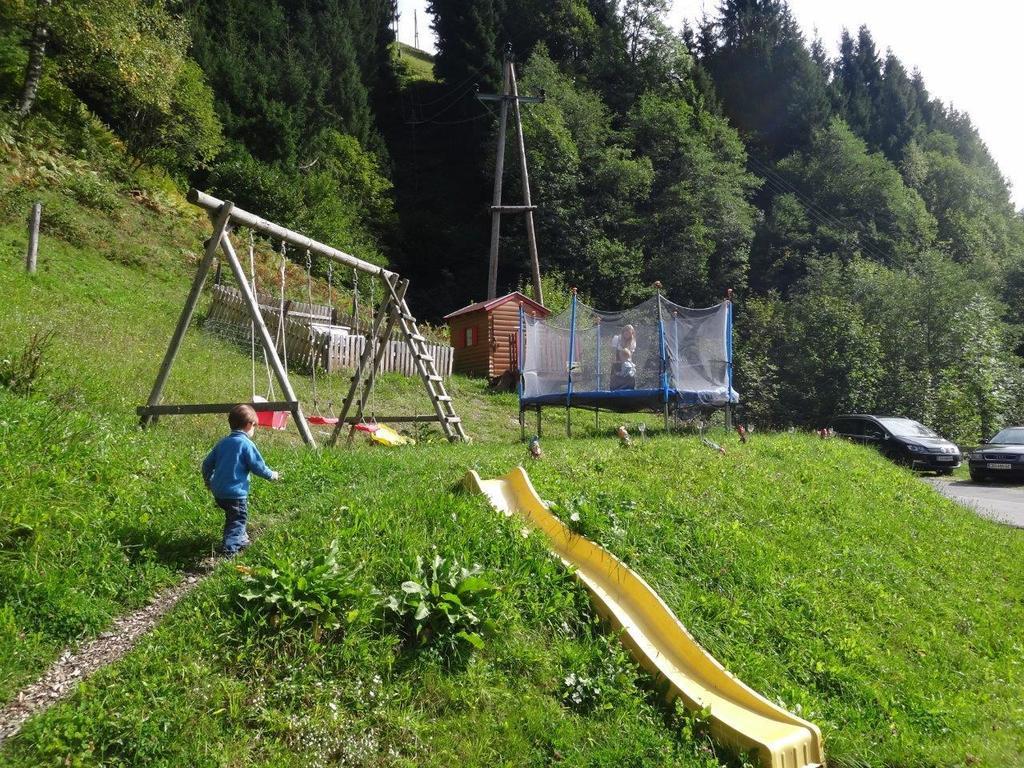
[518,290,738,435]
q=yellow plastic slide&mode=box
[465,467,824,768]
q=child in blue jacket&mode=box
[202,404,279,555]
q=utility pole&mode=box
[414,9,419,50]
[477,44,546,305]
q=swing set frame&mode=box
[137,191,466,447]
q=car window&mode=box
[832,418,859,436]
[877,417,937,438]
[990,427,1024,444]
[863,422,885,440]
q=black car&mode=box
[967,426,1024,482]
[829,414,961,473]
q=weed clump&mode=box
[235,540,367,641]
[382,553,499,657]
[0,328,54,396]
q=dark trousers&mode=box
[216,497,249,554]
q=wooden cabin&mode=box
[444,292,549,378]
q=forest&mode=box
[2,0,1022,442]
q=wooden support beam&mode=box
[140,202,234,428]
[137,401,297,417]
[358,277,408,425]
[490,205,537,212]
[188,190,395,281]
[218,232,316,447]
[328,278,396,447]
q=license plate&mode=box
[987,463,1013,470]
[936,456,955,462]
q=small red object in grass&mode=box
[736,424,747,443]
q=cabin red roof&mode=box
[443,291,548,320]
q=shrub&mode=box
[382,554,498,654]
[204,150,304,230]
[234,541,365,640]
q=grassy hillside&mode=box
[394,42,436,83]
[2,158,1023,768]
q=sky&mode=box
[396,0,1023,205]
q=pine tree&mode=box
[832,26,882,146]
[427,0,502,90]
[700,0,830,161]
[872,52,919,161]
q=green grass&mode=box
[2,146,1024,768]
[394,42,436,84]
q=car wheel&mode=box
[969,468,987,482]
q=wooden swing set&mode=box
[137,190,467,447]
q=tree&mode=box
[427,0,501,90]
[756,119,936,285]
[831,26,881,142]
[871,52,920,161]
[908,129,1024,276]
[516,47,652,305]
[498,0,599,71]
[700,0,831,161]
[42,0,223,173]
[17,0,51,117]
[186,0,384,164]
[934,294,1012,443]
[629,92,757,303]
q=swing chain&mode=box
[305,248,320,410]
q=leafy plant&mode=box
[235,540,365,640]
[382,554,498,653]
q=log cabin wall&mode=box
[450,312,490,376]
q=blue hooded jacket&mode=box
[202,431,275,499]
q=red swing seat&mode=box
[252,396,289,430]
[257,410,289,430]
[307,415,339,426]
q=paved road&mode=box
[925,477,1024,528]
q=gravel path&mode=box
[0,555,220,746]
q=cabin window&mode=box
[465,325,477,347]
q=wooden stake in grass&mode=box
[26,202,41,274]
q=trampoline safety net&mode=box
[519,294,738,413]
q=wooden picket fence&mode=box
[205,284,453,378]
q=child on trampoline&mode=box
[202,404,280,555]
[610,324,637,390]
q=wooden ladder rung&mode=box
[409,333,426,342]
[445,416,462,423]
[435,395,452,402]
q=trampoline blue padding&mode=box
[520,388,738,413]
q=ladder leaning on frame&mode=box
[136,190,467,447]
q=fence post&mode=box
[26,202,41,274]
